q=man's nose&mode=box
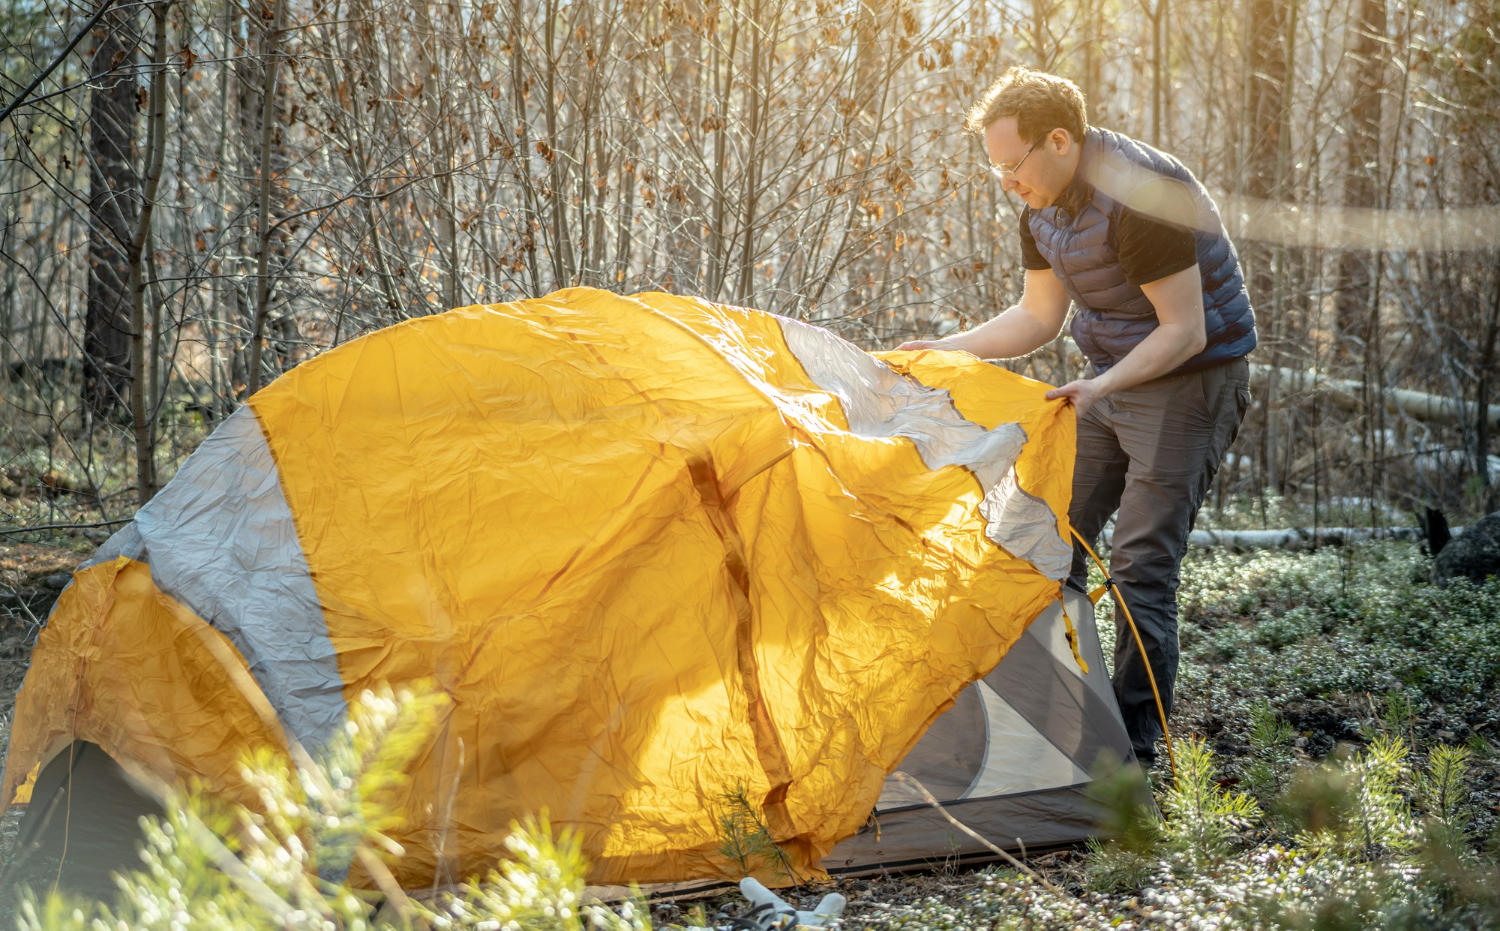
[1000,175,1018,193]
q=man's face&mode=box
[983,116,1077,210]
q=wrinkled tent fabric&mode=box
[2,288,1078,886]
[825,585,1132,873]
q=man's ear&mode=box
[1051,127,1075,154]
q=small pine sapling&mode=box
[1159,737,1260,867]
[1349,736,1419,860]
[1381,692,1421,747]
[1292,736,1417,861]
[1244,700,1295,807]
[1415,744,1473,858]
[715,783,794,881]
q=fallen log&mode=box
[1098,526,1444,550]
[1035,341,1497,430]
[1248,364,1500,430]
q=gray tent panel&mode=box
[825,587,1135,874]
[1027,589,1117,710]
[0,742,162,906]
[988,620,1131,773]
[962,680,1090,798]
[825,784,1103,874]
[68,408,347,754]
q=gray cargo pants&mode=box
[1065,357,1251,764]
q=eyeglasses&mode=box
[987,134,1048,182]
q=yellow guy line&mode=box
[1070,529,1178,785]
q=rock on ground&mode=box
[1433,510,1500,586]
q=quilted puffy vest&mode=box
[1026,127,1257,374]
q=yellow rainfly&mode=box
[3,288,1075,887]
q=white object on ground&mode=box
[683,878,847,931]
[738,877,846,929]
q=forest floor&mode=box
[644,537,1500,929]
[1,527,1499,927]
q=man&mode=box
[899,67,1255,767]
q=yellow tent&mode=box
[2,288,1075,886]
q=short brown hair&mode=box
[965,67,1087,144]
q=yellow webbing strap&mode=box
[1059,603,1090,674]
[1070,528,1178,785]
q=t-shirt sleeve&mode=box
[1018,209,1051,271]
[1115,179,1199,287]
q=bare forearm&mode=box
[931,303,1064,360]
[1089,323,1206,396]
[897,270,1070,358]
[1043,265,1207,416]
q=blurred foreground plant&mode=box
[16,684,650,931]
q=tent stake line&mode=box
[891,772,1074,903]
[1070,530,1179,786]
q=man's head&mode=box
[966,67,1088,210]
